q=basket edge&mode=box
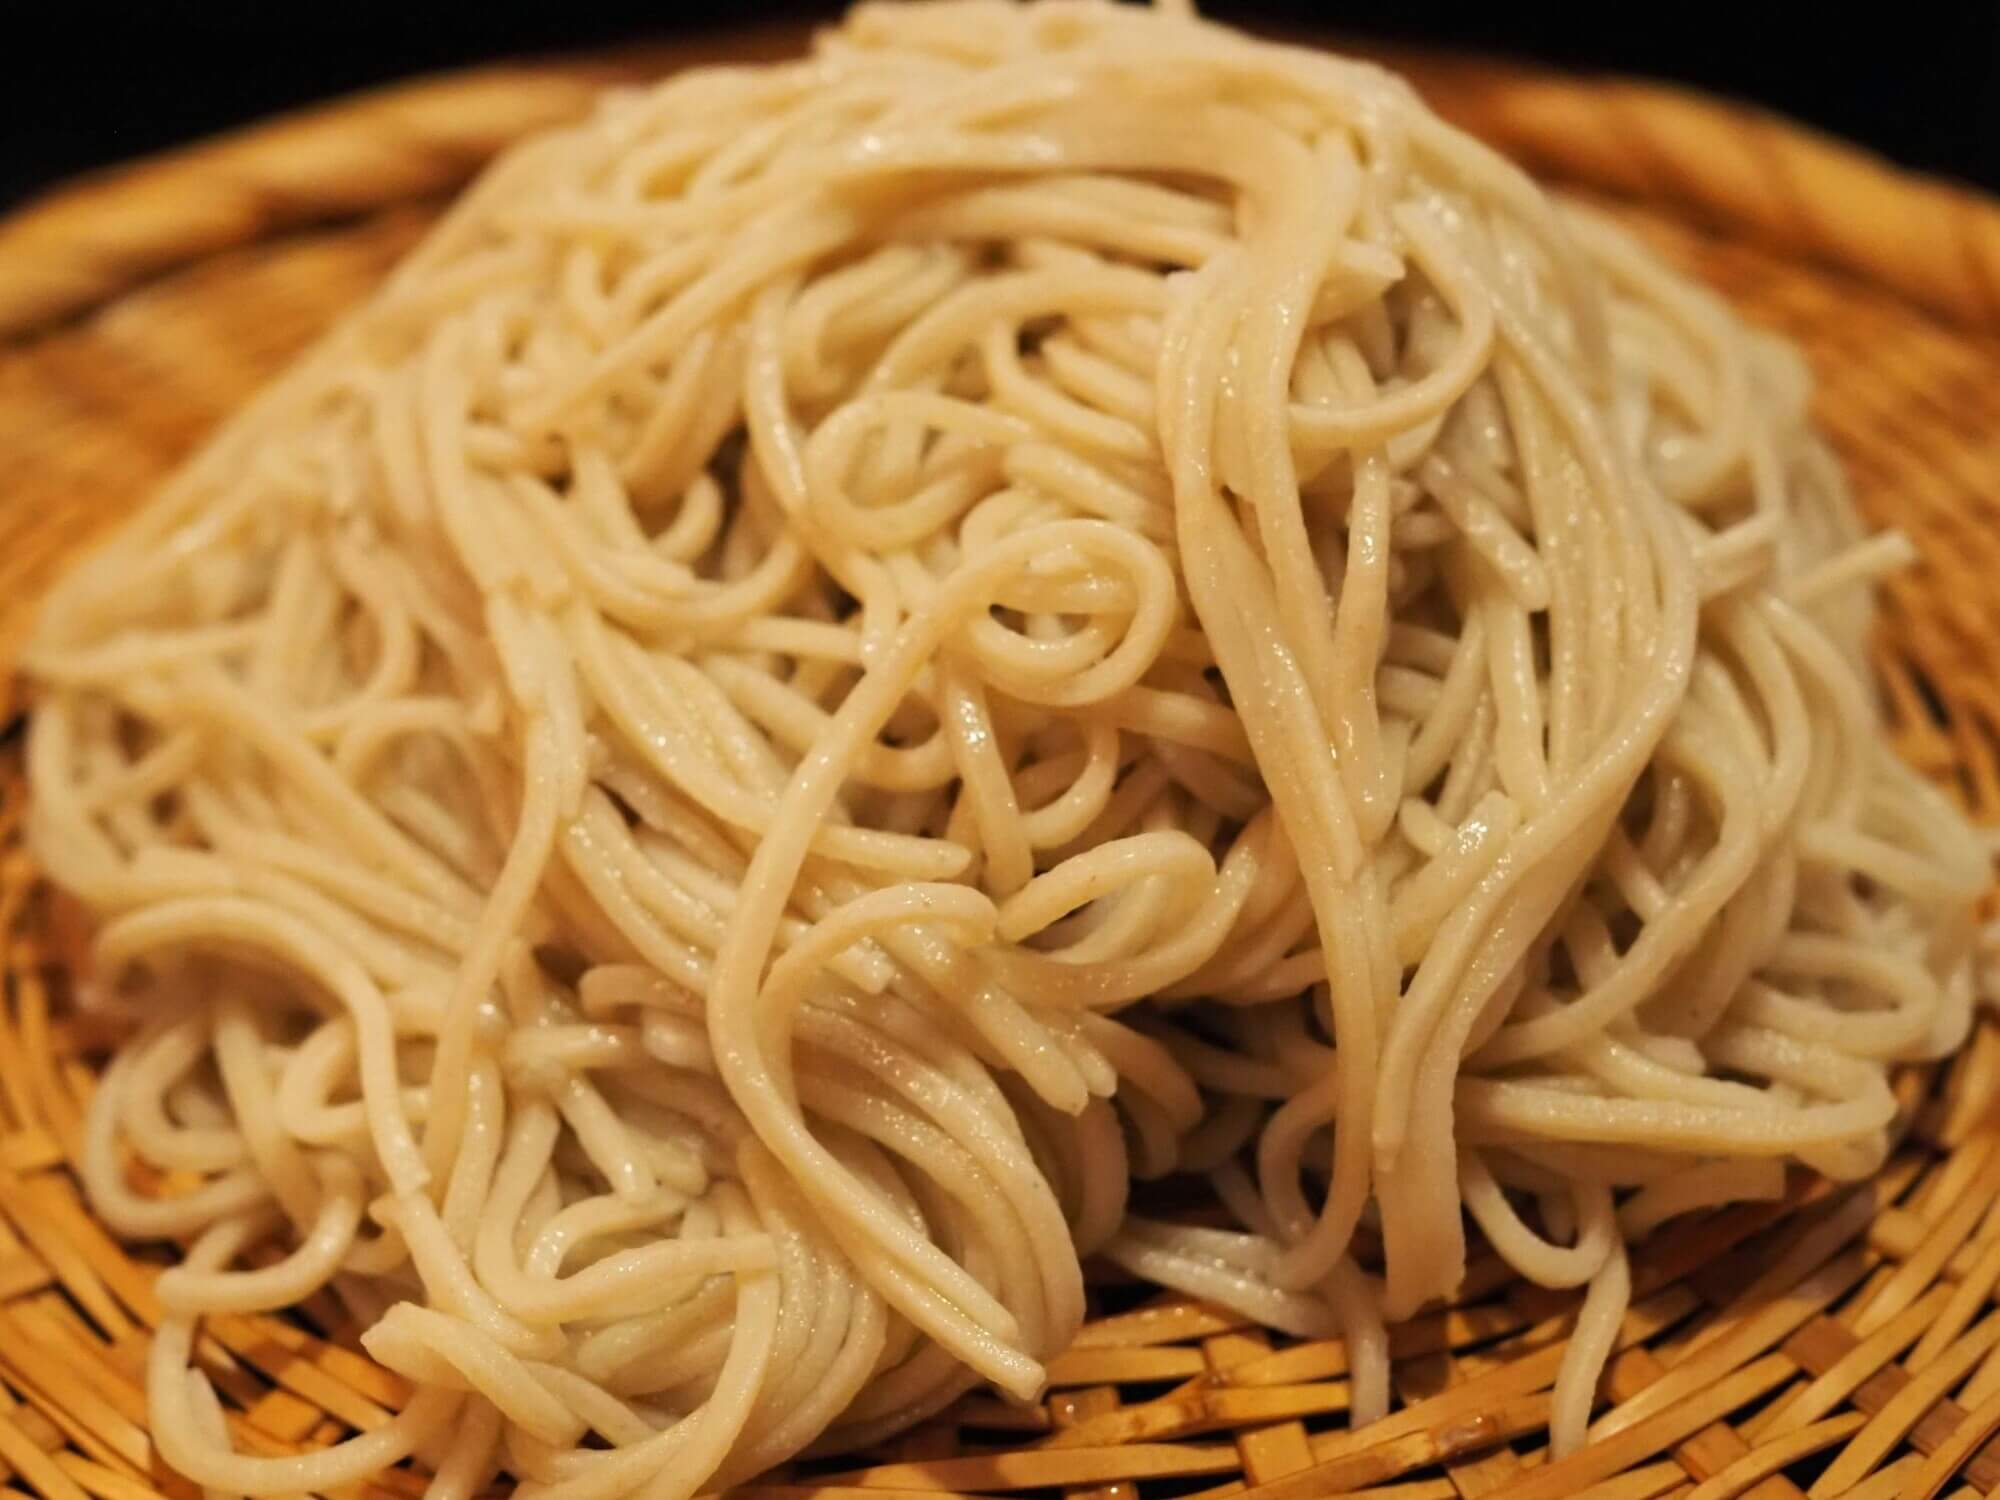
[1,35,1998,347]
[1393,48,2000,337]
[0,28,808,346]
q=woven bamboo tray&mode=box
[4,29,2000,1500]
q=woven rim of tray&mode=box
[4,35,2000,345]
[1,30,2000,1500]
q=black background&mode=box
[3,2,1997,211]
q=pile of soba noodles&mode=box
[24,2,1991,1494]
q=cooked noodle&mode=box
[25,2,1990,1492]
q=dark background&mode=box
[4,2,1997,211]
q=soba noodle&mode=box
[25,2,1990,1492]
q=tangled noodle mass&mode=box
[23,4,1990,1495]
